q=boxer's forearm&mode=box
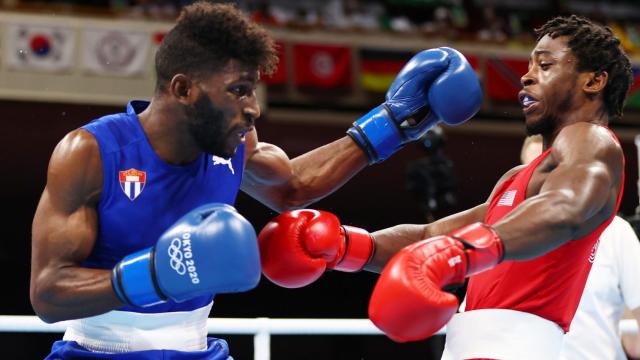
[366,204,488,273]
[243,137,368,212]
[31,266,121,323]
[365,224,428,273]
[286,136,368,208]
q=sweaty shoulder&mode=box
[48,129,103,209]
[243,127,291,182]
[551,122,623,172]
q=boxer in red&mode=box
[258,15,632,359]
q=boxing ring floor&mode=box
[0,316,637,360]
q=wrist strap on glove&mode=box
[347,105,404,165]
[111,247,166,308]
[331,226,375,272]
[449,222,505,276]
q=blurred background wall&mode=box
[1,0,640,358]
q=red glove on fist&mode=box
[258,209,374,288]
[368,222,504,342]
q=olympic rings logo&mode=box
[168,238,187,275]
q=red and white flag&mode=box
[82,29,149,77]
[497,190,517,207]
[262,40,287,86]
[293,43,352,89]
[119,168,147,201]
[4,23,75,72]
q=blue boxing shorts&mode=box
[44,337,232,360]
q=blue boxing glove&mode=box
[111,203,260,307]
[348,47,482,164]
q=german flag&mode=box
[360,49,415,92]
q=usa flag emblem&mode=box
[497,190,517,207]
[119,168,146,201]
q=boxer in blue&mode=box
[30,2,482,359]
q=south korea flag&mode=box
[5,23,75,72]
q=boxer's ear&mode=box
[582,70,608,95]
[169,74,198,105]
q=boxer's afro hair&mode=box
[535,15,632,121]
[154,1,278,91]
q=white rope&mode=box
[0,316,67,333]
[207,317,390,335]
[0,316,636,360]
[0,316,636,335]
[0,315,443,335]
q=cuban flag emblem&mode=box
[119,168,146,201]
[497,190,517,207]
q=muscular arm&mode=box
[495,123,623,261]
[241,130,368,212]
[364,204,488,273]
[30,130,121,323]
[363,161,527,273]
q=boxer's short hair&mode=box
[154,1,278,91]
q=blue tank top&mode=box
[81,100,245,313]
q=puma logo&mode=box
[212,155,234,175]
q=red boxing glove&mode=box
[368,222,504,342]
[258,209,375,288]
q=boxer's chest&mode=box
[525,156,556,199]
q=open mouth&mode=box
[519,93,539,113]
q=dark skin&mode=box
[365,35,623,273]
[31,60,368,323]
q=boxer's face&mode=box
[519,35,581,136]
[187,60,260,158]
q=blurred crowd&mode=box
[9,0,640,52]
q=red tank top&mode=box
[465,129,625,332]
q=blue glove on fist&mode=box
[348,47,482,164]
[112,203,260,307]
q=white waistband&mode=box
[442,309,564,360]
[63,302,213,353]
